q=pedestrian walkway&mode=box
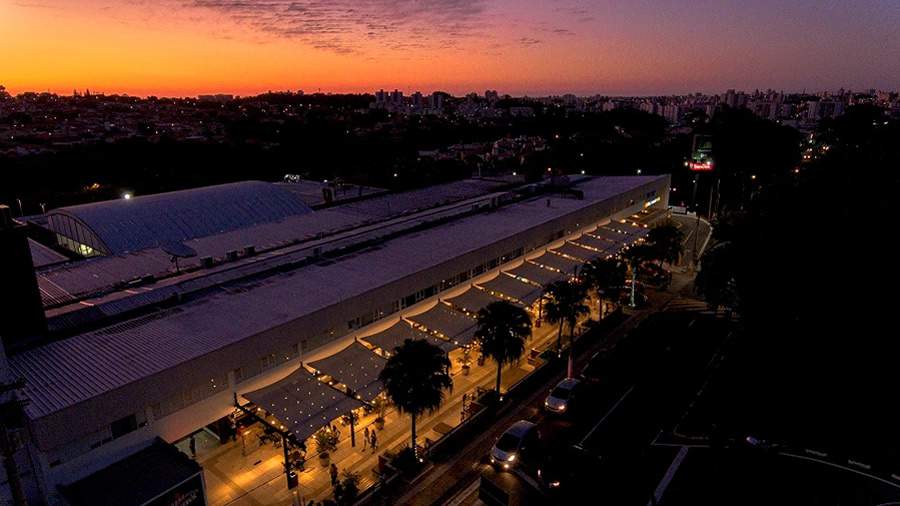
[195,315,563,506]
[193,206,671,506]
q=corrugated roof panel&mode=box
[47,181,313,255]
[11,176,668,419]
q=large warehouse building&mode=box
[0,174,669,505]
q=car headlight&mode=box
[549,480,561,488]
[507,453,516,462]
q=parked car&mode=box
[490,420,540,470]
[544,378,581,414]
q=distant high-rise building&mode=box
[725,89,736,108]
[429,92,444,110]
[390,89,403,106]
[411,91,424,109]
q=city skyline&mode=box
[2,0,899,97]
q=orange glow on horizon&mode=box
[1,1,897,97]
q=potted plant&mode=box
[373,396,388,430]
[315,429,338,467]
[458,347,472,376]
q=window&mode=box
[110,414,138,439]
[260,352,278,371]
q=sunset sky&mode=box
[2,0,898,97]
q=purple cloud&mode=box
[186,0,490,54]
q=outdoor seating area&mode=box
[505,260,568,285]
[572,233,618,252]
[192,209,662,506]
[477,273,543,306]
[444,286,505,315]
[307,341,387,402]
[406,302,479,347]
[587,226,630,242]
[527,251,583,274]
[360,320,457,355]
[552,241,605,262]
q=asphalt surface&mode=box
[390,268,724,506]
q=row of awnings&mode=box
[242,366,366,442]
[240,219,652,444]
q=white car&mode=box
[490,420,539,470]
[544,378,581,414]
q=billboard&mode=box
[689,135,714,172]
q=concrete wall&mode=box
[25,177,670,500]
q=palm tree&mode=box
[378,339,452,457]
[647,221,685,266]
[543,279,589,377]
[475,300,532,398]
[622,243,655,307]
[581,258,627,319]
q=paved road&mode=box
[391,270,716,506]
[672,214,712,265]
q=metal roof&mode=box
[47,181,313,255]
[10,176,669,420]
[60,438,201,506]
[29,239,68,268]
[242,367,364,442]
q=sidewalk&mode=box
[393,277,697,506]
[197,312,564,506]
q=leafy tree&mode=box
[475,301,532,396]
[543,279,589,377]
[332,470,360,506]
[581,257,627,318]
[378,339,452,457]
[695,241,738,313]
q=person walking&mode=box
[370,430,377,452]
[363,426,369,450]
[330,463,338,486]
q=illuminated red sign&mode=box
[689,161,714,172]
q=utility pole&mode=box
[1,377,29,506]
[688,134,714,265]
